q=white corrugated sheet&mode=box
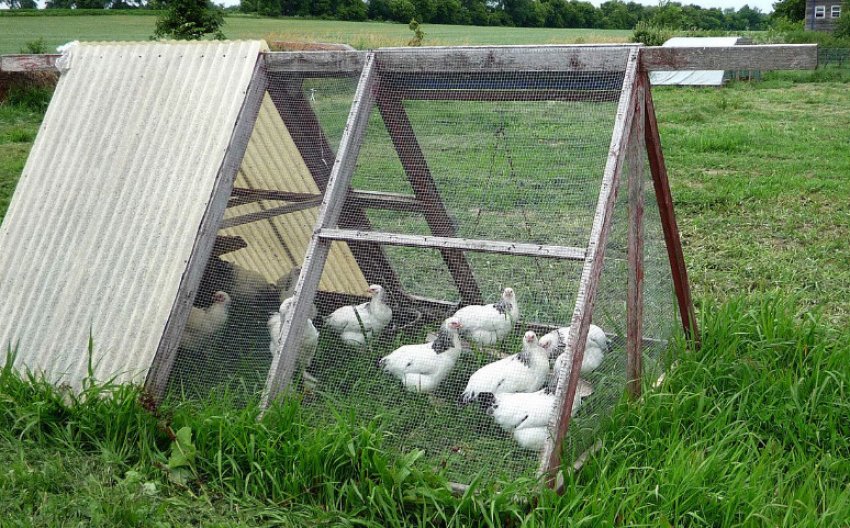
[0,41,263,389]
[649,37,742,86]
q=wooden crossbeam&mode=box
[399,89,621,103]
[319,229,587,260]
[376,89,483,305]
[263,50,364,76]
[641,44,817,71]
[375,45,634,73]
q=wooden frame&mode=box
[540,46,642,481]
[261,52,380,408]
[257,44,711,486]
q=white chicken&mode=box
[267,297,320,387]
[478,380,593,451]
[540,324,608,392]
[458,330,549,405]
[180,291,231,352]
[323,284,392,347]
[540,324,609,361]
[275,266,318,320]
[452,287,519,346]
[378,317,464,393]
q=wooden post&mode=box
[626,76,646,399]
[375,89,483,306]
[261,53,379,409]
[642,71,700,347]
[540,47,642,483]
[267,73,406,298]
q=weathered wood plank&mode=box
[349,190,424,213]
[319,228,587,260]
[0,54,60,72]
[146,56,269,401]
[540,47,641,483]
[261,53,378,410]
[376,45,634,73]
[376,90,483,305]
[641,44,817,71]
[220,198,323,229]
[268,75,405,297]
[626,76,646,400]
[399,89,622,103]
[643,71,700,347]
[263,50,365,76]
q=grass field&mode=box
[0,13,631,54]
[1,19,850,525]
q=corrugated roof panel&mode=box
[220,94,368,295]
[0,41,264,388]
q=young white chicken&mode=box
[452,287,519,346]
[378,317,464,393]
[458,330,549,405]
[267,297,320,387]
[180,291,231,352]
[275,266,318,320]
[540,324,610,361]
[540,324,608,393]
[323,285,392,346]
[478,380,593,451]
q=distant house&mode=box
[805,0,842,31]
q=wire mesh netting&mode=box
[165,47,681,484]
[165,72,364,399]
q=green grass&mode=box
[0,14,631,54]
[1,296,848,526]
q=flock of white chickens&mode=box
[265,284,611,453]
[178,264,611,453]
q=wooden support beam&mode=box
[643,71,700,347]
[349,190,424,213]
[376,89,483,305]
[220,198,323,229]
[540,47,641,483]
[398,89,621,103]
[376,46,634,73]
[319,229,587,260]
[640,44,817,71]
[626,75,646,400]
[263,51,364,76]
[0,54,60,72]
[262,53,379,409]
[230,187,319,205]
[268,74,405,296]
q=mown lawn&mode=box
[1,69,849,524]
[0,13,630,54]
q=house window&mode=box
[815,5,825,17]
[831,5,841,17]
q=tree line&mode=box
[1,0,771,32]
[239,0,770,31]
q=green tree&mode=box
[153,0,225,40]
[337,0,367,20]
[772,0,805,22]
[836,0,850,36]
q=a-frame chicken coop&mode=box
[0,41,815,486]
